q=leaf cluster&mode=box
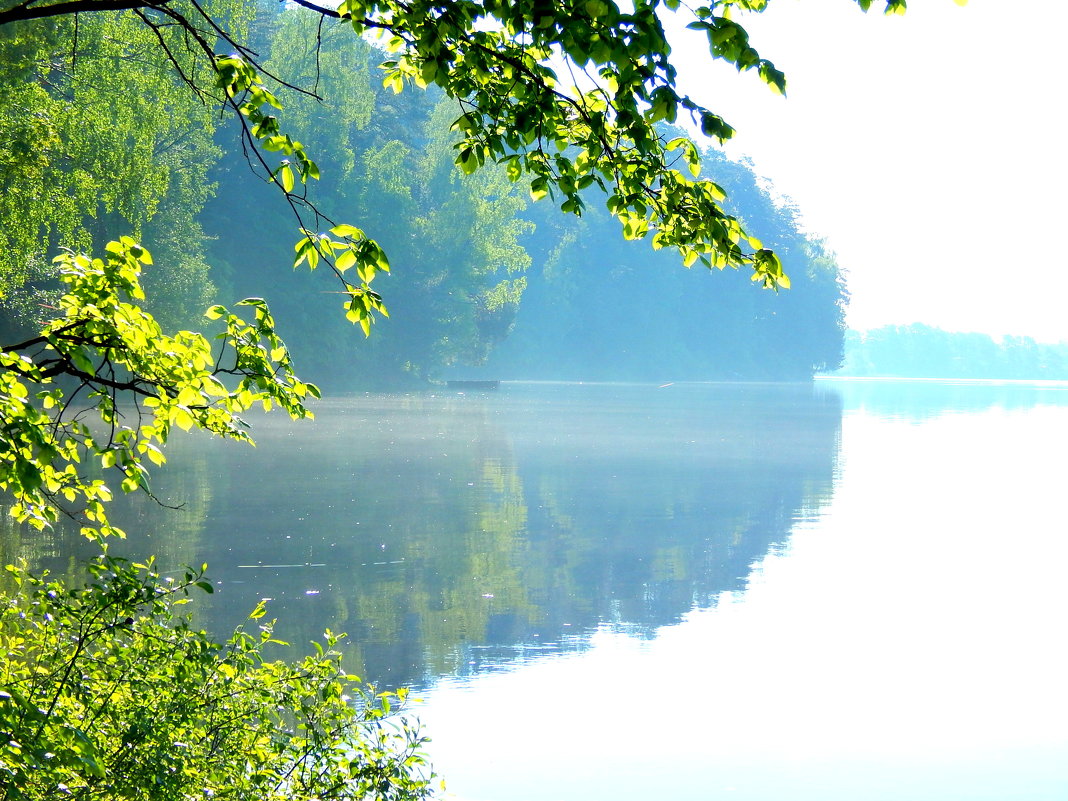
[214,50,395,332]
[0,555,434,800]
[0,239,318,539]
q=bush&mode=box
[0,555,435,801]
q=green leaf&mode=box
[15,460,42,492]
[335,249,357,273]
[329,224,363,238]
[173,408,194,431]
[69,348,96,376]
[530,177,549,202]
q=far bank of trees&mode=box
[834,324,1068,380]
[482,149,845,382]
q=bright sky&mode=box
[664,0,1068,342]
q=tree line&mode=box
[835,324,1068,380]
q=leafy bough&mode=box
[0,238,319,539]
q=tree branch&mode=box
[0,0,169,27]
[286,0,340,20]
[39,358,164,399]
[285,0,393,33]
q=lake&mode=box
[5,379,1067,800]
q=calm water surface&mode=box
[6,380,1066,800]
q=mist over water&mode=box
[6,380,1065,800]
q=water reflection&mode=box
[3,381,841,689]
[419,383,1068,801]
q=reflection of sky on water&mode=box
[416,400,1068,801]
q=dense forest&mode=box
[834,325,1068,380]
[0,3,846,388]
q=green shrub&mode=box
[0,555,435,801]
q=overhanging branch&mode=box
[287,0,340,20]
[0,0,170,26]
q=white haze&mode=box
[664,0,1068,342]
